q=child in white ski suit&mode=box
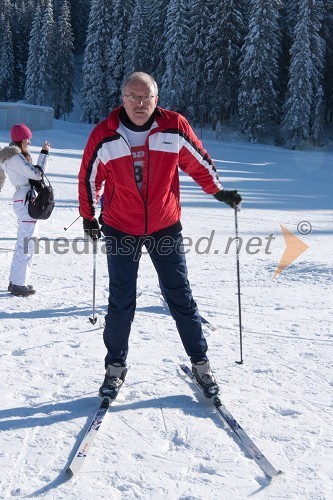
[0,124,51,296]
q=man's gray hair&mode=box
[122,72,158,95]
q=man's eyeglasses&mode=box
[123,95,156,102]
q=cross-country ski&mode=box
[180,364,282,479]
[67,397,113,476]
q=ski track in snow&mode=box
[0,122,332,499]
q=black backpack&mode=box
[26,169,55,220]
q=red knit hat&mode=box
[10,124,32,142]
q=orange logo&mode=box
[273,224,309,279]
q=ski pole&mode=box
[64,215,81,231]
[89,239,98,325]
[234,205,243,364]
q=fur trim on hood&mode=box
[0,144,21,164]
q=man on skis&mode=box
[78,72,242,399]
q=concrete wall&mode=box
[0,102,54,131]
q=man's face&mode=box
[122,78,158,126]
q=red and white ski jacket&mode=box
[78,106,223,236]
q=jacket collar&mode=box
[107,106,163,132]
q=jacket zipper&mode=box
[144,145,150,235]
[112,130,149,235]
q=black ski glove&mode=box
[83,217,101,241]
[214,189,242,208]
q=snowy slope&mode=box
[0,121,332,499]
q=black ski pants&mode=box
[103,231,208,367]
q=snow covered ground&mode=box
[0,120,332,499]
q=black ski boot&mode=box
[10,284,36,296]
[192,360,220,398]
[99,363,127,400]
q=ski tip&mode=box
[265,468,283,479]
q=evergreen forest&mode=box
[0,0,332,148]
